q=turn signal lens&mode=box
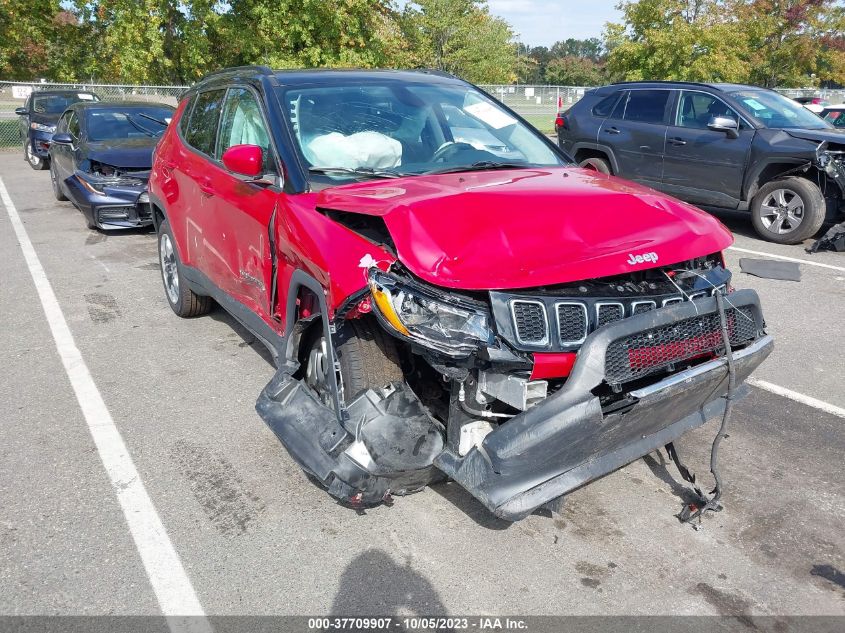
[370,284,410,336]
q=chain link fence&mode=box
[2,79,844,150]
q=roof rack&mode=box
[199,65,275,82]
[607,79,717,89]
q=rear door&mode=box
[661,90,754,208]
[207,86,280,322]
[598,89,672,187]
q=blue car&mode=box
[49,101,174,230]
[15,90,100,170]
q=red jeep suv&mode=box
[148,66,773,521]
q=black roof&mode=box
[68,101,175,111]
[602,80,770,94]
[196,65,462,88]
[29,89,99,97]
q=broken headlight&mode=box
[368,270,494,357]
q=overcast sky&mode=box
[487,0,623,47]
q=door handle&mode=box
[670,137,687,146]
[604,127,621,135]
[198,178,214,197]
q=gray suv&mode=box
[557,81,845,244]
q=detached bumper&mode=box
[65,175,152,229]
[435,289,772,520]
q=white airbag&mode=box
[305,131,402,170]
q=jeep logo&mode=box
[627,252,659,265]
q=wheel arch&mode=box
[570,142,618,174]
[744,159,821,201]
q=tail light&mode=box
[555,114,567,130]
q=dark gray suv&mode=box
[557,81,845,244]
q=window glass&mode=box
[67,112,80,138]
[184,89,226,155]
[178,95,194,136]
[729,89,830,129]
[823,109,845,128]
[677,92,740,129]
[592,93,620,118]
[609,91,627,119]
[85,107,173,141]
[57,111,71,133]
[218,88,273,170]
[31,93,98,115]
[622,90,670,124]
[276,81,564,184]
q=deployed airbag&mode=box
[304,131,402,170]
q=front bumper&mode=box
[64,175,152,229]
[436,290,772,520]
[256,289,771,521]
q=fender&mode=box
[569,141,621,174]
[742,157,809,202]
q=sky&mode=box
[486,0,623,47]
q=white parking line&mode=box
[728,246,845,272]
[0,177,211,632]
[748,378,845,419]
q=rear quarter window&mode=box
[622,90,671,124]
[178,95,194,136]
[183,89,226,156]
[592,93,621,118]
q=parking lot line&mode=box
[748,378,845,419]
[728,245,845,272]
[0,177,211,631]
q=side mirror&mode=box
[707,115,739,139]
[51,133,73,146]
[222,144,263,178]
[14,107,28,116]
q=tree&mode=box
[544,56,605,86]
[401,0,516,83]
[0,0,63,79]
[550,38,604,62]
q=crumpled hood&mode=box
[785,127,845,146]
[83,137,158,169]
[316,167,733,290]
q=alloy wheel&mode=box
[759,188,804,235]
[26,143,39,167]
[305,336,343,408]
[159,233,180,305]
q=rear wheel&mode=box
[157,219,212,317]
[751,177,825,244]
[25,140,48,170]
[49,161,67,201]
[578,156,611,175]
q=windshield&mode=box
[32,93,97,115]
[85,107,174,141]
[729,89,831,130]
[275,80,566,184]
[823,109,845,128]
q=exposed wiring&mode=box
[458,382,513,419]
[669,268,755,324]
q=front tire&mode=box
[751,177,825,244]
[158,219,212,317]
[25,140,48,170]
[49,161,67,201]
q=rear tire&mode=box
[578,156,611,175]
[157,218,212,317]
[751,177,825,245]
[49,161,67,201]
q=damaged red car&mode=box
[148,67,773,521]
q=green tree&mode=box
[401,0,516,83]
[0,0,63,79]
[550,38,604,62]
[544,56,605,85]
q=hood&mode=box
[785,127,845,146]
[315,167,733,290]
[83,137,158,169]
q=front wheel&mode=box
[158,219,212,317]
[26,140,48,170]
[578,156,611,175]
[751,177,825,245]
[49,161,67,201]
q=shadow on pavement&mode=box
[330,549,450,624]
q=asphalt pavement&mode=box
[1,151,843,621]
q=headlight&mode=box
[368,270,494,357]
[30,122,56,133]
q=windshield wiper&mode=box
[308,166,408,179]
[135,112,169,127]
[121,112,158,137]
[423,161,530,175]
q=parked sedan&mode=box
[48,102,173,230]
[15,90,99,170]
